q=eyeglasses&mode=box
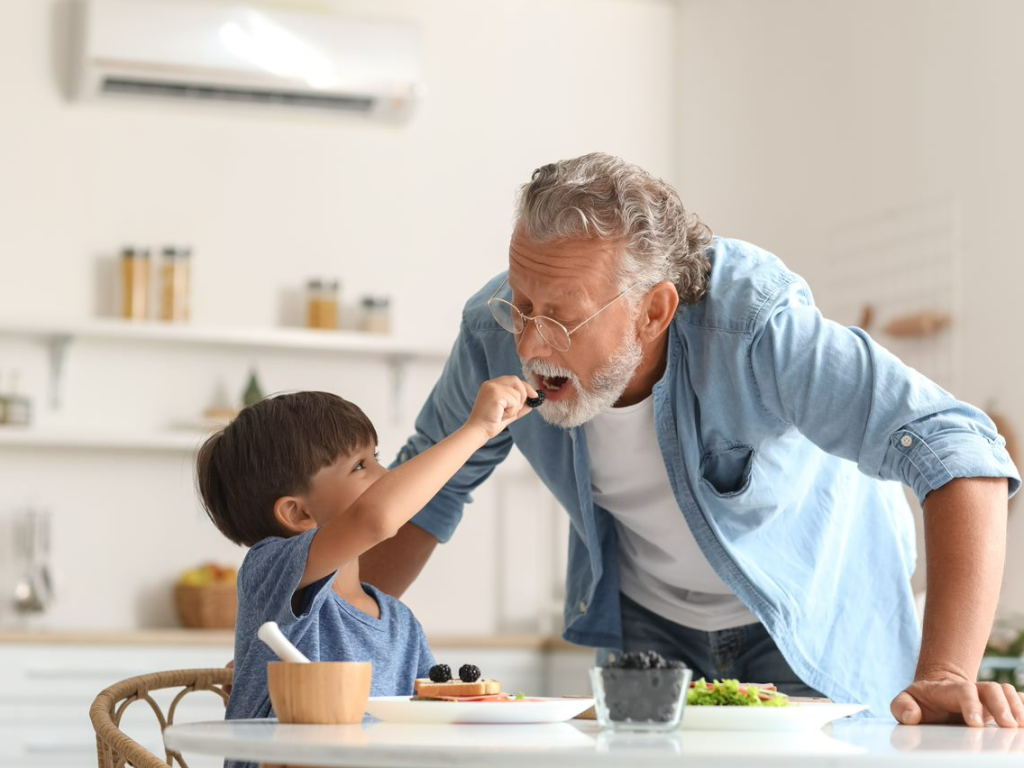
[487,277,641,352]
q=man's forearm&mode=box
[359,522,439,597]
[917,476,1008,681]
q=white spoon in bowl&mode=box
[258,621,310,663]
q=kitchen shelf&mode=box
[0,317,451,410]
[0,317,450,359]
[0,427,209,453]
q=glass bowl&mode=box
[589,665,692,731]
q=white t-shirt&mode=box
[583,395,757,632]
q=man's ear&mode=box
[273,496,317,534]
[638,281,680,341]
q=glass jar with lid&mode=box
[359,295,391,335]
[306,279,340,330]
[121,246,151,321]
[160,246,191,322]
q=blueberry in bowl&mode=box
[590,651,692,731]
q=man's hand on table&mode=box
[892,676,1024,727]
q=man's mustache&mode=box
[521,359,576,379]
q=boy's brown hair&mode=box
[196,391,378,547]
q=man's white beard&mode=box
[521,332,643,429]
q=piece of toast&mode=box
[414,678,502,698]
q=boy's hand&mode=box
[466,376,539,441]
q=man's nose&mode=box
[516,319,553,358]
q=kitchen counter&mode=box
[0,629,588,650]
[164,717,1024,767]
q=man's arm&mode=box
[891,476,1024,727]
[360,522,439,597]
[371,302,518,595]
[749,286,1020,725]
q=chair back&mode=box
[89,667,231,768]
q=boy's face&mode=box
[301,443,387,527]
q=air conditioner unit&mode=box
[76,0,423,120]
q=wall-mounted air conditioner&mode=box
[76,0,423,120]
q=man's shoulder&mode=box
[681,237,809,334]
[461,271,508,332]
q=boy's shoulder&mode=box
[237,531,314,592]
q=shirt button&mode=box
[579,601,588,614]
[900,435,913,448]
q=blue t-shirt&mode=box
[226,528,435,724]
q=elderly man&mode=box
[362,153,1022,725]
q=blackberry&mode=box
[525,392,546,408]
[458,664,482,683]
[614,650,667,670]
[428,663,452,683]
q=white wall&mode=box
[0,0,677,633]
[675,0,1024,613]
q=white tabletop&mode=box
[165,717,1024,768]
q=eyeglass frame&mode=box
[486,276,642,352]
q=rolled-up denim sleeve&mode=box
[391,319,512,543]
[749,280,1020,505]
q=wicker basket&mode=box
[174,583,238,629]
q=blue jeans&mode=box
[600,593,823,697]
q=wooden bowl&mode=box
[268,661,373,724]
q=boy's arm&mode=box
[302,376,535,589]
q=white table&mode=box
[165,717,1024,767]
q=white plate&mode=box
[365,696,595,725]
[681,702,867,731]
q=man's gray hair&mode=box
[515,153,713,306]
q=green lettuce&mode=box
[687,678,789,707]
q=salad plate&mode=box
[681,702,867,731]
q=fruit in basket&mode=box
[175,563,238,629]
[178,563,237,587]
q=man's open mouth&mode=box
[540,375,569,392]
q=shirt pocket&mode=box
[700,444,755,497]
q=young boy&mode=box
[195,376,538,723]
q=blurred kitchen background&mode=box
[1,0,1024,761]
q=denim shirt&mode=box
[396,237,1019,717]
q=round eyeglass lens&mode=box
[534,317,571,351]
[488,299,521,334]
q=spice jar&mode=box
[306,279,340,330]
[359,295,391,335]
[121,246,150,321]
[160,246,191,322]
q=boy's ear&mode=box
[273,496,317,534]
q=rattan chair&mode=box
[90,667,232,768]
